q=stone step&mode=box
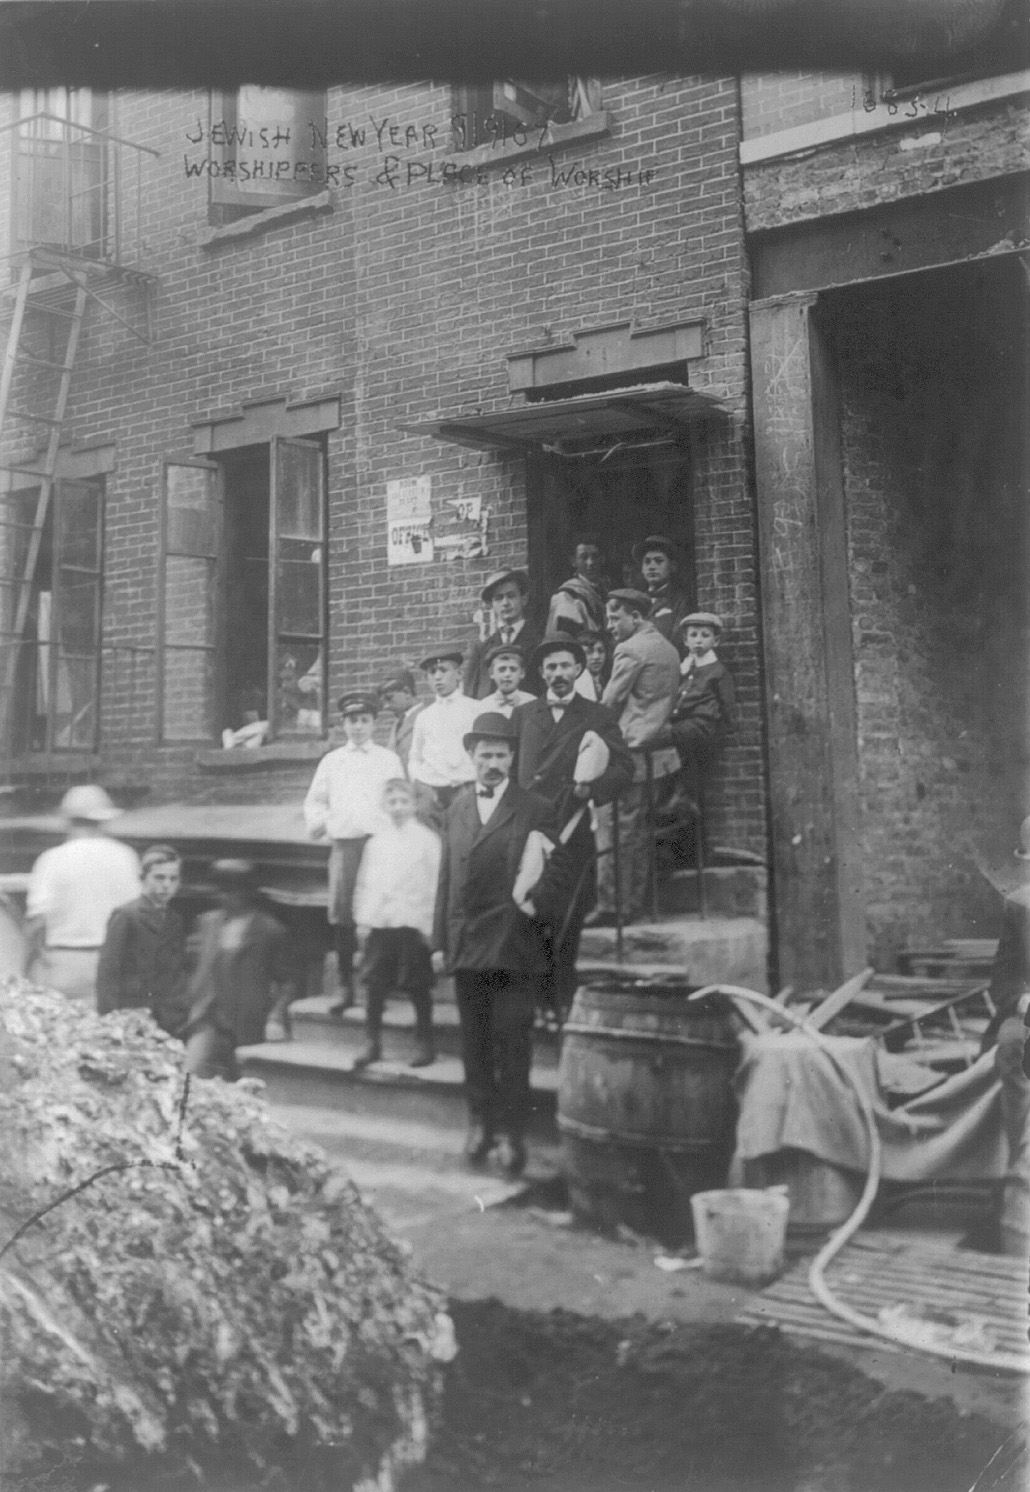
[577,915,769,992]
[239,1040,559,1141]
[658,865,767,919]
[286,993,562,1069]
[267,1102,559,1231]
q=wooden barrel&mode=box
[558,979,739,1244]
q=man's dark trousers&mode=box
[454,969,539,1140]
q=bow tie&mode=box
[547,699,567,712]
[477,786,495,799]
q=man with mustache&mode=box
[433,712,558,1177]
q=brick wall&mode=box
[832,260,1029,963]
[740,72,862,139]
[0,80,766,853]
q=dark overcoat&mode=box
[463,618,544,700]
[512,693,635,919]
[185,908,297,1047]
[96,897,190,1035]
[434,782,557,974]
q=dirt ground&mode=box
[407,1298,1027,1492]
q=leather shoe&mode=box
[464,1124,494,1168]
[495,1135,527,1178]
[350,1041,381,1071]
[328,986,356,1017]
[408,1039,436,1068]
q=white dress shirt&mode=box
[352,818,441,941]
[409,690,480,788]
[27,835,141,947]
[303,740,404,840]
[573,671,598,701]
[475,776,509,825]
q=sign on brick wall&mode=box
[386,476,433,565]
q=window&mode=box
[208,87,328,224]
[452,78,602,151]
[883,0,1028,95]
[0,479,103,753]
[13,89,111,259]
[158,439,327,743]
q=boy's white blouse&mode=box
[352,819,442,941]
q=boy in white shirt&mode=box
[480,642,536,717]
[303,691,403,1013]
[352,778,442,1069]
[408,646,480,828]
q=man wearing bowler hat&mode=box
[633,534,695,651]
[512,636,634,1021]
[464,568,542,699]
[303,691,403,1013]
[434,712,558,1176]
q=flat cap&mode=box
[606,588,654,616]
[337,691,380,716]
[419,647,466,671]
[485,639,527,667]
[632,534,679,563]
[679,611,723,633]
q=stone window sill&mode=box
[196,740,332,771]
[199,191,332,248]
[441,111,611,174]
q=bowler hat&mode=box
[337,691,380,717]
[59,784,120,823]
[463,711,518,751]
[679,611,723,633]
[607,588,653,617]
[485,639,527,667]
[533,634,586,671]
[632,534,679,564]
[419,646,465,671]
[480,568,529,605]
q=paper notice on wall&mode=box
[387,476,434,566]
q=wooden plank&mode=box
[808,967,874,1031]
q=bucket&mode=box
[558,979,739,1244]
[690,1187,790,1284]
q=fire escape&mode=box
[0,110,158,767]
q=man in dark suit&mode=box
[434,712,558,1176]
[512,637,635,1022]
[464,569,543,699]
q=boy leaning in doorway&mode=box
[351,778,442,1070]
[303,691,403,1014]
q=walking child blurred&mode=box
[352,779,441,1070]
[96,844,189,1037]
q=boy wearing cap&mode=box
[650,612,736,820]
[23,785,141,1001]
[634,534,695,651]
[481,642,536,718]
[96,845,189,1036]
[351,778,442,1070]
[380,668,425,772]
[593,589,681,923]
[435,711,558,1176]
[408,649,481,827]
[464,569,542,699]
[303,693,404,1013]
[184,859,298,1081]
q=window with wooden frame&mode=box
[881,0,1028,96]
[207,86,328,224]
[0,477,104,754]
[158,440,328,743]
[451,78,602,151]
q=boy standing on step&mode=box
[351,778,441,1071]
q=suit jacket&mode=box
[434,781,558,974]
[669,658,737,740]
[464,617,544,700]
[602,622,681,779]
[647,582,695,650]
[96,897,189,1036]
[186,907,297,1047]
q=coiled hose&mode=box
[689,984,1030,1375]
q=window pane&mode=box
[274,440,322,538]
[164,554,215,644]
[50,652,98,748]
[166,465,219,556]
[57,482,101,570]
[56,570,100,651]
[275,639,322,734]
[276,538,322,635]
[0,490,41,584]
[161,648,215,741]
[234,87,325,199]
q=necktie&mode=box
[477,786,495,799]
[501,627,513,644]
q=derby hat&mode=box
[533,634,586,670]
[463,711,519,751]
[419,646,465,671]
[337,690,380,717]
[480,568,529,605]
[606,587,654,616]
[632,533,679,564]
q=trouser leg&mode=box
[493,975,537,1140]
[596,784,647,920]
[398,929,435,1044]
[455,970,496,1132]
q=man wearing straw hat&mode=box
[23,785,141,1001]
